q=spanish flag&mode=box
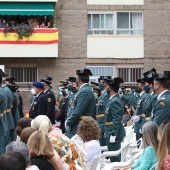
[0,28,58,44]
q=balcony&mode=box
[87,35,144,59]
[0,28,58,58]
[87,0,144,5]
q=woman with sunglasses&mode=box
[157,121,170,170]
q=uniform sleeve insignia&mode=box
[159,101,165,106]
[48,98,51,102]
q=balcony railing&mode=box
[0,28,59,58]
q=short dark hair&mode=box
[20,127,35,144]
[15,117,32,136]
[157,79,170,89]
[0,152,26,170]
[109,84,120,92]
[78,75,89,83]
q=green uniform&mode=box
[152,90,170,126]
[141,92,157,128]
[2,85,15,146]
[130,92,140,109]
[0,87,7,156]
[104,94,125,162]
[67,93,76,118]
[134,91,147,141]
[66,83,95,138]
[96,90,109,146]
[122,92,132,105]
[13,92,20,125]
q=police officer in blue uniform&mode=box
[104,77,125,162]
[29,82,47,119]
[96,76,110,146]
[66,69,95,138]
[41,77,56,124]
[151,71,170,125]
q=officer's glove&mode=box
[109,135,116,143]
[65,120,70,130]
[132,115,140,123]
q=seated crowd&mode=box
[0,116,170,170]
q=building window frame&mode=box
[88,11,143,36]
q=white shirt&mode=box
[26,165,39,170]
[84,140,101,168]
[140,91,145,97]
[157,90,169,100]
[109,94,117,100]
[102,89,106,94]
[79,83,88,90]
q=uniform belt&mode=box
[96,114,104,119]
[0,113,3,117]
[80,116,91,119]
[145,117,150,121]
[141,114,146,118]
[6,109,11,112]
[105,121,113,125]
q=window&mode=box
[88,14,114,35]
[88,11,143,35]
[117,12,143,35]
[86,66,115,83]
[10,66,38,88]
[116,64,143,84]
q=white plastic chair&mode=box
[123,128,134,144]
[101,145,108,152]
[101,150,143,170]
[101,142,131,168]
[87,155,101,170]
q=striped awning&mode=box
[0,2,55,15]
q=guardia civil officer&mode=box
[41,77,56,124]
[0,70,8,156]
[96,76,110,146]
[141,69,157,129]
[29,82,47,119]
[56,86,69,134]
[66,69,95,138]
[104,77,125,162]
[133,79,147,141]
[5,77,20,126]
[151,71,170,125]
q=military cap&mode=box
[41,77,52,85]
[76,69,93,76]
[5,77,15,82]
[68,77,76,82]
[120,86,127,89]
[7,84,16,92]
[59,80,65,83]
[107,77,124,85]
[91,82,99,86]
[100,76,112,80]
[164,71,170,80]
[136,79,144,84]
[143,68,156,77]
[153,73,167,80]
[0,69,8,77]
[33,81,44,89]
[93,87,101,92]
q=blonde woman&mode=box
[116,121,158,170]
[157,121,170,170]
[31,115,63,137]
[27,131,65,170]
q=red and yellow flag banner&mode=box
[0,28,58,44]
